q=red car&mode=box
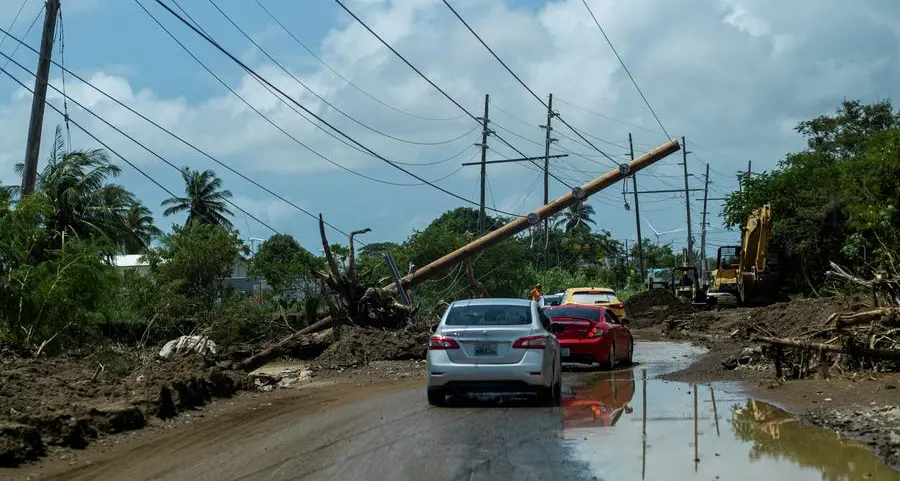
[544,304,634,369]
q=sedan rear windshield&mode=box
[571,292,618,304]
[445,304,532,326]
[545,307,602,322]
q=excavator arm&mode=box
[738,204,779,304]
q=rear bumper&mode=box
[427,350,552,390]
[559,337,611,364]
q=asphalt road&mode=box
[18,341,900,481]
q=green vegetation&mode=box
[14,98,893,353]
[724,99,900,292]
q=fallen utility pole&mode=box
[388,139,681,291]
[240,139,682,364]
[20,0,61,196]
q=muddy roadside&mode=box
[626,289,900,471]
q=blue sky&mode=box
[2,0,899,254]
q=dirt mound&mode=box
[0,351,246,467]
[313,325,430,369]
[625,289,696,328]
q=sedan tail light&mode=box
[588,326,605,338]
[512,335,547,349]
[428,336,460,350]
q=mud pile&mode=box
[313,325,430,369]
[0,351,247,467]
[624,289,696,328]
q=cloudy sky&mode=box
[1,0,898,253]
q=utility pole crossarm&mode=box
[20,0,61,196]
[625,188,705,194]
[461,154,568,166]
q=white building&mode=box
[111,254,250,278]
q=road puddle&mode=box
[562,368,900,480]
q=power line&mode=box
[440,0,620,168]
[1,2,43,71]
[0,57,283,234]
[203,0,478,147]
[331,0,575,191]
[151,0,524,217]
[250,0,464,123]
[133,0,459,188]
[579,0,670,139]
[0,0,29,51]
[0,25,409,240]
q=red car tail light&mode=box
[588,326,605,338]
[428,336,460,350]
[609,302,624,309]
[512,335,547,349]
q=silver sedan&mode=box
[426,298,563,406]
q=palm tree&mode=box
[14,126,136,246]
[554,201,596,233]
[122,201,162,253]
[161,167,234,230]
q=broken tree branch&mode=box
[752,335,900,361]
[832,307,900,329]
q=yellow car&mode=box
[561,287,626,319]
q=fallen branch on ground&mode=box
[752,335,900,361]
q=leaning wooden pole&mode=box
[385,139,681,291]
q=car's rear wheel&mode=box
[625,338,634,366]
[537,380,561,407]
[603,342,616,371]
[427,387,446,406]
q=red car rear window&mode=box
[545,307,603,322]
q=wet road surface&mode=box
[22,341,900,481]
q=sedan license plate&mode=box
[474,342,497,356]
[560,348,571,357]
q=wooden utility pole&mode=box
[681,136,693,268]
[476,94,491,234]
[699,164,710,280]
[540,93,557,265]
[389,139,681,290]
[20,0,61,196]
[629,133,645,283]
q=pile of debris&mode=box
[625,289,696,328]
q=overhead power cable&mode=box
[250,0,464,123]
[204,0,477,147]
[580,0,671,139]
[134,0,459,187]
[1,1,43,71]
[331,0,576,190]
[0,0,29,51]
[440,0,620,168]
[0,25,412,239]
[0,58,283,234]
[150,0,523,216]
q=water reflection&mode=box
[562,368,635,429]
[563,369,900,481]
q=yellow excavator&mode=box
[706,204,782,307]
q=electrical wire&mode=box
[56,6,71,149]
[251,0,464,123]
[331,0,575,191]
[0,59,284,234]
[440,0,621,168]
[0,27,407,240]
[1,2,42,71]
[151,0,524,217]
[0,0,29,51]
[133,0,461,189]
[579,0,670,139]
[203,0,478,147]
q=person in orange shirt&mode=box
[530,283,542,301]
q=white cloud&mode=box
[1,0,899,249]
